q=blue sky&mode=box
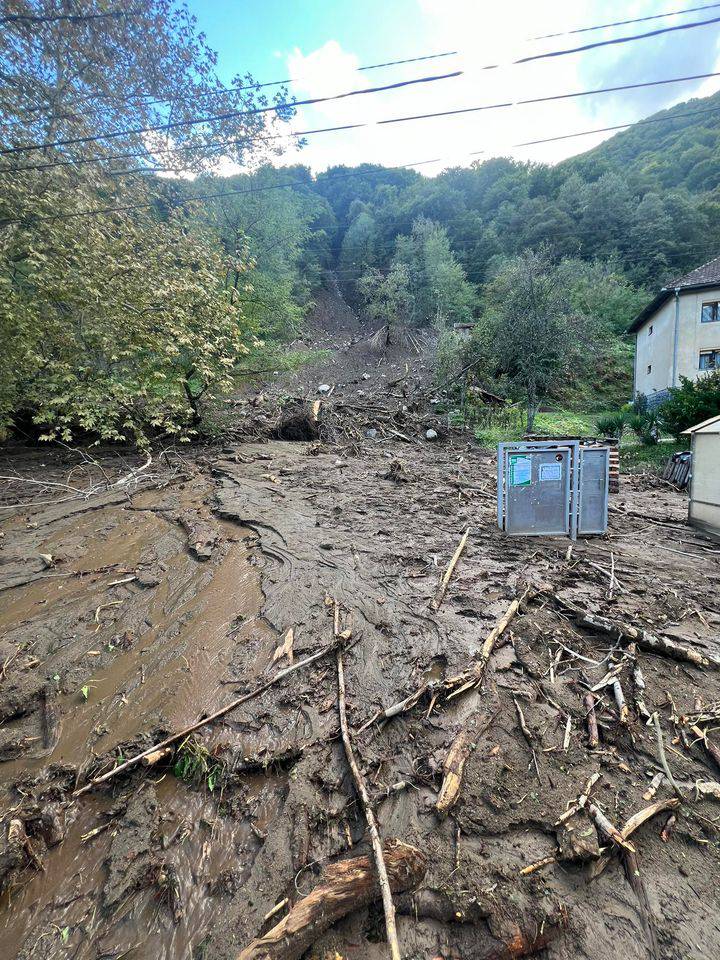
[184,0,720,174]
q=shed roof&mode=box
[627,254,720,334]
[682,413,720,435]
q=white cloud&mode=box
[269,0,720,176]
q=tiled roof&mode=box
[664,254,720,290]
[628,254,720,333]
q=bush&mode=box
[660,371,720,439]
[595,411,627,438]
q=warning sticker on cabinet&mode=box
[539,462,562,482]
[508,454,531,486]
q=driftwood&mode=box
[436,729,474,816]
[237,841,427,960]
[549,595,720,670]
[431,527,470,611]
[74,642,338,796]
[583,693,599,749]
[359,588,531,732]
[690,723,720,773]
[337,639,402,960]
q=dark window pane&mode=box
[702,303,718,323]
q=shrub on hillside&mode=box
[660,371,720,439]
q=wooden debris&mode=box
[652,712,682,798]
[690,723,720,773]
[359,588,532,731]
[272,628,295,666]
[583,693,599,749]
[141,746,173,767]
[556,810,601,862]
[586,802,636,854]
[612,679,629,724]
[336,636,402,960]
[643,773,665,802]
[237,841,426,960]
[436,729,474,816]
[430,527,470,611]
[514,697,540,779]
[74,642,339,796]
[660,814,677,842]
[550,596,720,670]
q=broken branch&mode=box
[430,527,470,611]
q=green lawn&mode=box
[474,407,688,476]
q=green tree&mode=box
[660,371,720,439]
[393,218,475,326]
[480,247,593,431]
[356,263,411,345]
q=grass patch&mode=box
[474,408,615,447]
[234,347,333,381]
[619,438,687,474]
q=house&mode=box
[683,413,720,540]
[628,255,720,403]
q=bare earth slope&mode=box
[1,286,719,960]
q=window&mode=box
[702,302,720,323]
[647,364,652,374]
[648,324,653,336]
[699,349,720,370]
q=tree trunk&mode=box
[237,840,426,960]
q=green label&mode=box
[509,454,532,487]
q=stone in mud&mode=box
[103,788,159,910]
[365,428,378,439]
[425,429,438,441]
[317,384,331,394]
[556,810,601,862]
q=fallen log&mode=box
[583,693,599,749]
[548,595,720,671]
[237,841,426,960]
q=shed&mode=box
[683,413,720,539]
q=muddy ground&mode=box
[1,288,720,960]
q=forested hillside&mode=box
[4,5,720,446]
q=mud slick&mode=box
[2,299,720,960]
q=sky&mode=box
[183,0,720,176]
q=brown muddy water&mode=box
[3,442,720,960]
[0,475,282,959]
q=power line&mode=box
[377,70,720,126]
[6,50,460,120]
[530,2,720,40]
[0,70,461,157]
[5,68,719,175]
[489,13,720,69]
[512,103,720,147]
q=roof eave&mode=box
[627,280,720,334]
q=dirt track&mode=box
[2,291,720,960]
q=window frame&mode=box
[699,349,720,371]
[701,301,720,324]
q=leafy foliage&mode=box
[475,247,596,430]
[660,371,720,439]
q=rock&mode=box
[362,373,371,380]
[425,429,438,441]
[318,384,331,394]
[365,429,378,439]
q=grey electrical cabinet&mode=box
[498,441,608,539]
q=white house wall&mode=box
[689,432,720,539]
[634,286,720,397]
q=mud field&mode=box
[2,299,720,960]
